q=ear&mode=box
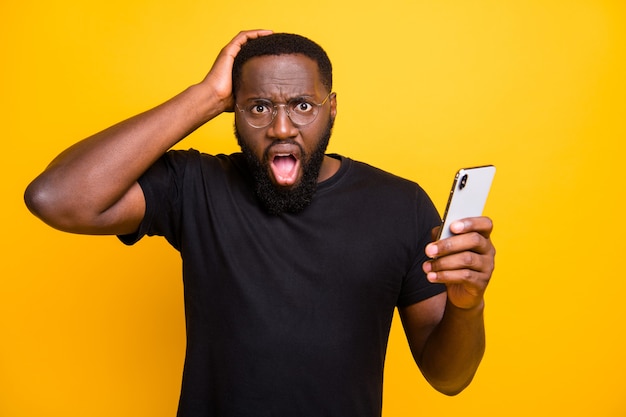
[329,92,337,119]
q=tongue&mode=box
[271,155,299,186]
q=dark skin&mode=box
[234,53,340,188]
[405,218,494,395]
[24,30,495,396]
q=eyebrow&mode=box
[244,94,317,104]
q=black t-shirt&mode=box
[120,150,444,417]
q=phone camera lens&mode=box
[459,174,468,190]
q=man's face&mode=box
[234,54,337,214]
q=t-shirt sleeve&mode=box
[117,150,194,250]
[396,185,446,307]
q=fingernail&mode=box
[426,244,438,258]
[450,221,464,233]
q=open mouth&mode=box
[267,143,303,187]
[270,153,301,187]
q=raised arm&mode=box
[400,216,495,395]
[24,30,272,235]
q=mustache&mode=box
[263,140,305,162]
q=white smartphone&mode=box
[436,165,496,240]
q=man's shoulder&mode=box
[160,149,247,173]
[337,154,422,189]
[164,148,243,163]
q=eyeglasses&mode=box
[235,92,332,128]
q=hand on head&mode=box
[199,30,274,113]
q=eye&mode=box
[291,101,314,114]
[248,102,272,115]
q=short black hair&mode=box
[232,33,333,98]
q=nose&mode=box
[268,104,298,140]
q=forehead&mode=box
[238,54,324,99]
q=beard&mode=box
[235,118,334,215]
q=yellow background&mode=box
[2,0,625,416]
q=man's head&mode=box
[232,33,332,100]
[232,33,337,215]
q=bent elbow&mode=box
[24,175,85,232]
[24,177,54,221]
[425,371,477,397]
[434,382,471,397]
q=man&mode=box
[25,30,495,416]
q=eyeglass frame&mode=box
[235,92,333,128]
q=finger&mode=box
[430,225,441,242]
[449,216,493,238]
[203,30,274,108]
[426,249,487,275]
[424,247,495,284]
[238,29,274,39]
[212,30,274,72]
[226,29,274,55]
[427,268,491,296]
[424,252,492,285]
[426,231,491,259]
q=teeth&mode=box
[274,154,295,160]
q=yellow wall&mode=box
[2,0,625,415]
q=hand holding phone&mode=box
[436,165,496,240]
